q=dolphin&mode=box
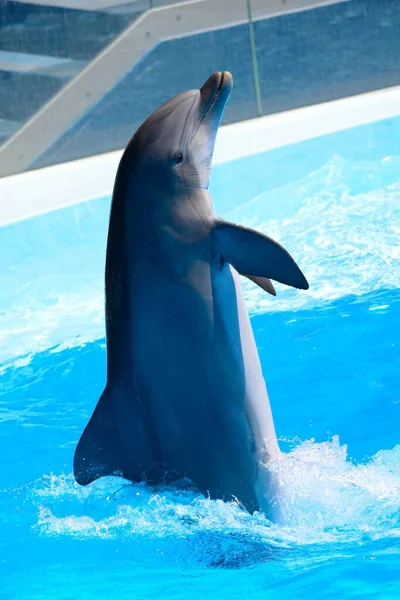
[73,71,309,522]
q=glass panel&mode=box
[0,0,260,175]
[1,0,399,177]
[251,0,400,116]
[0,1,146,144]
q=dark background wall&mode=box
[1,0,399,169]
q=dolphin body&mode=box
[74,72,308,521]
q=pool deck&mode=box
[0,83,399,227]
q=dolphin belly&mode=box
[128,269,262,511]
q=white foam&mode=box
[31,438,400,548]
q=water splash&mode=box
[0,281,104,367]
[229,155,400,314]
[28,437,400,551]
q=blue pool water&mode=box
[1,115,399,598]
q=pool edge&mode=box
[0,84,399,227]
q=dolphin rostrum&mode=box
[73,72,309,522]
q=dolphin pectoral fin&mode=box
[74,386,157,486]
[213,219,309,290]
[244,275,276,296]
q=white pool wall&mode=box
[0,84,400,228]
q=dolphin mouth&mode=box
[196,71,233,132]
[189,72,233,187]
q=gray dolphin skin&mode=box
[74,71,309,522]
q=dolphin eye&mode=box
[175,152,183,165]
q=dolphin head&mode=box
[120,72,233,194]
